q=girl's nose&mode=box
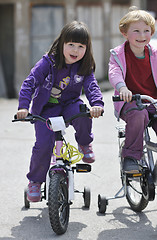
[73,46,78,52]
[140,32,145,37]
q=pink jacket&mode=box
[108,41,157,119]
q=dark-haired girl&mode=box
[16,21,104,202]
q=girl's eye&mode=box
[79,45,86,49]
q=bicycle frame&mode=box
[13,105,93,235]
[140,95,157,178]
[46,160,75,202]
[144,128,154,173]
[115,94,157,175]
[45,126,76,203]
[98,94,157,213]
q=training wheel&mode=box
[24,188,30,209]
[83,186,91,208]
[98,194,107,214]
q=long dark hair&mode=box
[48,21,95,76]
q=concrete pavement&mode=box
[0,90,157,240]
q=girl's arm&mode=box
[108,53,126,92]
[83,72,104,108]
[109,54,132,102]
[18,55,50,111]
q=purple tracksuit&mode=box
[18,54,104,182]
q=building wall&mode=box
[0,4,15,98]
[0,0,143,98]
[147,0,157,19]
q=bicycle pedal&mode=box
[76,164,91,173]
[125,171,142,177]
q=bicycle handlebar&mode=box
[112,94,157,114]
[12,112,91,123]
[112,94,139,102]
[12,113,47,123]
[113,94,157,104]
[12,104,94,124]
[12,104,104,124]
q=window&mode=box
[31,5,64,66]
[112,0,131,4]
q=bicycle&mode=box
[12,104,93,235]
[98,94,157,214]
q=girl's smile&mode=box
[63,42,86,64]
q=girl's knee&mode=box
[127,109,149,125]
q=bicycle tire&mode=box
[126,144,155,212]
[83,186,90,208]
[126,176,149,212]
[48,172,69,235]
[24,188,30,209]
[120,141,149,212]
[98,194,107,214]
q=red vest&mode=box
[125,41,157,99]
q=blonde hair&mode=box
[119,6,155,35]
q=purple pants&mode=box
[120,101,157,160]
[27,100,93,182]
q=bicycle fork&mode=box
[46,138,75,203]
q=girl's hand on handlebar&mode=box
[17,109,29,119]
[90,106,104,118]
[119,86,132,102]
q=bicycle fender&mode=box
[49,165,68,178]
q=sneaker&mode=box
[122,157,140,173]
[27,181,41,202]
[78,144,95,163]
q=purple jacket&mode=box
[18,54,104,115]
[108,41,157,119]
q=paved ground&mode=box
[0,90,157,240]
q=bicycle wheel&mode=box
[119,139,149,212]
[126,175,149,212]
[83,186,90,208]
[48,172,69,235]
[24,188,30,209]
[98,194,108,214]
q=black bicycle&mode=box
[98,94,157,213]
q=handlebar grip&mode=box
[12,113,33,122]
[112,96,122,102]
[112,94,140,102]
[12,114,20,122]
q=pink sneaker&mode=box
[78,144,95,163]
[27,181,41,202]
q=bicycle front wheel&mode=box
[48,172,69,235]
[126,175,149,212]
